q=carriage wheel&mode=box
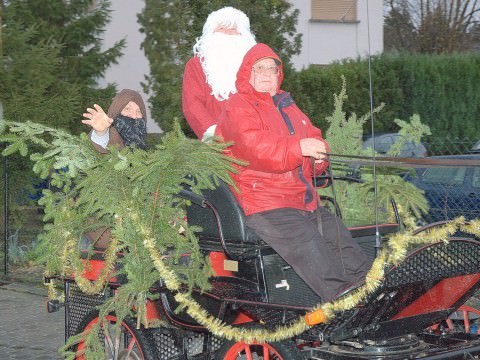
[430,305,480,334]
[215,340,305,360]
[75,311,156,360]
[452,305,480,334]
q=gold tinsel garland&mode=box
[71,228,119,295]
[50,210,480,343]
[318,217,480,319]
[46,215,121,297]
[135,210,480,342]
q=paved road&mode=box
[0,282,64,359]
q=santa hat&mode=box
[202,7,251,36]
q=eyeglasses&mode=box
[252,65,280,75]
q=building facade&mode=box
[100,0,383,132]
[98,0,162,133]
[291,0,383,69]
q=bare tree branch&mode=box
[384,0,480,53]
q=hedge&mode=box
[283,52,480,139]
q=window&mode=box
[423,167,467,186]
[473,167,480,188]
[311,0,357,22]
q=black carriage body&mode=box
[164,182,400,327]
[57,180,480,359]
[173,182,480,359]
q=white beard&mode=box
[195,32,255,101]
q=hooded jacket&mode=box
[86,89,148,248]
[218,43,329,216]
[89,89,148,154]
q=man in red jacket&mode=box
[217,43,369,302]
[182,7,256,140]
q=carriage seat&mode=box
[183,181,263,244]
[182,180,401,262]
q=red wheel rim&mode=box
[76,315,144,359]
[458,305,480,334]
[429,305,480,334]
[223,341,284,360]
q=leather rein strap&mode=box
[326,153,480,168]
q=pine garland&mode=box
[71,220,119,295]
[323,77,431,225]
[0,119,241,357]
[2,119,479,354]
[131,200,480,343]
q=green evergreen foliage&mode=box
[283,58,401,134]
[138,0,302,135]
[0,0,125,133]
[0,79,433,355]
[0,11,80,129]
[0,119,239,357]
[0,11,77,214]
[0,0,125,229]
[319,78,430,226]
[283,53,480,140]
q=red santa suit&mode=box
[182,56,227,139]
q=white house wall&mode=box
[98,0,162,133]
[291,0,383,69]
[99,1,383,132]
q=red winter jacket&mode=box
[217,43,329,216]
[182,56,227,139]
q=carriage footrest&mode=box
[46,299,64,313]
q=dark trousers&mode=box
[246,207,370,301]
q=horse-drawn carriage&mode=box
[46,175,480,360]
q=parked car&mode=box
[349,133,428,179]
[363,132,428,158]
[471,140,480,153]
[408,154,480,223]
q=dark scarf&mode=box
[113,115,147,149]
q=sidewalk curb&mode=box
[0,280,48,297]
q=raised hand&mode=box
[81,104,113,135]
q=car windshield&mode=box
[369,137,394,154]
[472,140,480,153]
[422,167,467,186]
[363,133,427,157]
[364,137,393,153]
[473,167,480,188]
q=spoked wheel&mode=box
[430,305,480,334]
[215,340,305,360]
[75,311,156,360]
[448,305,480,334]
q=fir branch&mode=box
[3,106,480,357]
[321,78,429,225]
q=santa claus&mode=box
[182,7,256,140]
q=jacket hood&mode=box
[107,89,147,122]
[235,43,283,95]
